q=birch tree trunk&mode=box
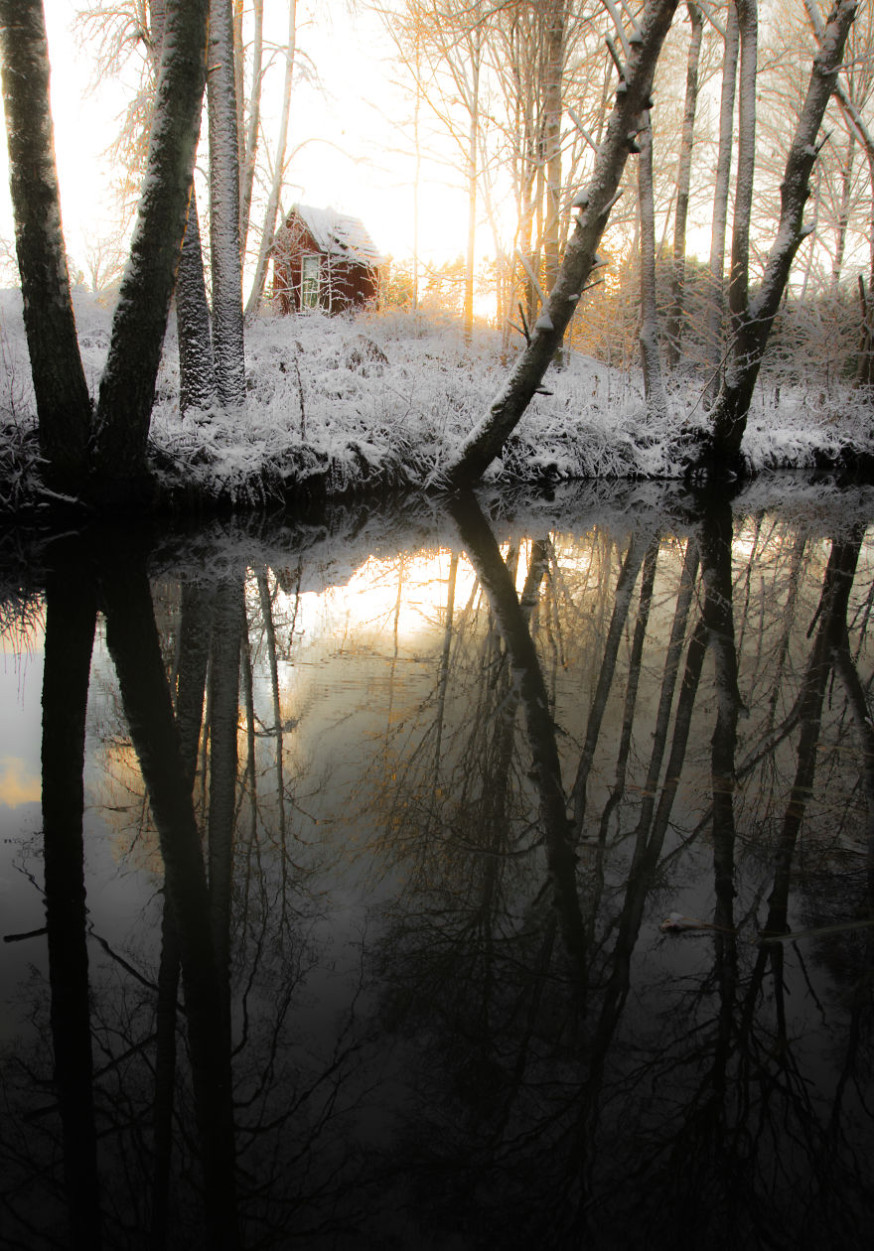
[728,0,758,328]
[244,0,297,321]
[543,0,566,294]
[148,0,214,417]
[444,0,680,489]
[665,2,703,370]
[705,1,739,402]
[638,111,668,416]
[0,0,92,492]
[702,0,859,474]
[176,187,215,413]
[208,0,246,408]
[832,129,855,288]
[94,0,210,500]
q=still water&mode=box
[1,483,873,1249]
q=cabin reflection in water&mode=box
[1,492,873,1249]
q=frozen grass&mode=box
[2,286,874,516]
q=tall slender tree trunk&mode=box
[832,130,855,289]
[94,0,210,501]
[208,0,246,408]
[412,31,423,310]
[463,31,482,341]
[542,0,565,294]
[637,111,667,416]
[244,0,297,320]
[728,0,758,328]
[240,0,264,256]
[0,0,91,492]
[705,0,740,402]
[148,0,213,417]
[666,2,703,370]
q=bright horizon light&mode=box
[0,1,501,293]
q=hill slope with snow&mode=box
[2,288,873,513]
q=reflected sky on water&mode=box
[1,486,874,1249]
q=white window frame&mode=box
[300,253,321,309]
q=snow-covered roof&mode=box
[290,204,382,267]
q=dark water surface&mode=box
[2,483,874,1249]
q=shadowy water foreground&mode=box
[1,480,874,1249]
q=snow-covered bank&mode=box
[2,287,874,515]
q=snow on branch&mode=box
[601,0,633,60]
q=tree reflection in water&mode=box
[0,495,873,1249]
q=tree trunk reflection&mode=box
[41,543,100,1247]
[101,560,240,1249]
[5,501,874,1249]
[449,490,586,968]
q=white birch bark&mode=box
[95,0,210,496]
[208,0,245,408]
[176,186,214,413]
[543,0,566,294]
[135,0,214,416]
[149,1,214,413]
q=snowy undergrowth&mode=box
[2,287,874,514]
[150,307,687,499]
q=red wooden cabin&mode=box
[270,205,381,315]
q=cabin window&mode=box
[301,254,320,309]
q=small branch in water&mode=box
[660,912,736,934]
[4,926,48,943]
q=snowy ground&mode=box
[2,286,873,515]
